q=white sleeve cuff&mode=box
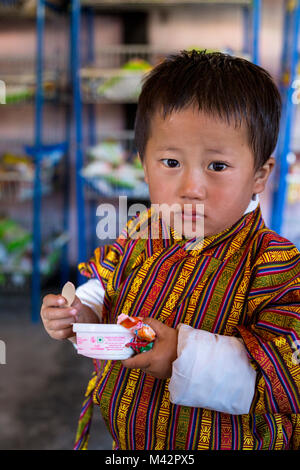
[168,325,256,415]
[75,278,105,322]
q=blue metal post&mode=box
[72,0,87,284]
[242,5,250,56]
[32,0,45,322]
[271,1,300,233]
[60,16,73,288]
[252,0,261,65]
[86,7,96,147]
[84,7,98,253]
[58,13,76,288]
[61,126,71,286]
[279,2,291,98]
[273,2,292,177]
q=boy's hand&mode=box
[40,294,99,340]
[121,318,178,380]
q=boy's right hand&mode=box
[41,294,90,340]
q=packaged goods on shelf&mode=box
[81,58,152,102]
[0,55,63,103]
[82,140,148,198]
[0,216,68,288]
[0,153,51,201]
[5,81,58,103]
[4,77,59,103]
[287,153,300,204]
[86,140,125,166]
[80,45,250,104]
[5,85,35,104]
[0,0,66,15]
[0,145,65,202]
[97,59,151,101]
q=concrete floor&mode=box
[0,288,112,450]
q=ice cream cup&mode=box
[72,323,135,360]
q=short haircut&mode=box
[134,50,282,170]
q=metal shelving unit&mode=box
[270,0,300,247]
[0,0,70,321]
[71,0,262,281]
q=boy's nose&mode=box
[179,172,207,201]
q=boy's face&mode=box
[142,106,275,238]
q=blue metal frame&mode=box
[31,0,45,322]
[60,30,73,289]
[84,7,99,253]
[72,0,87,285]
[85,7,97,148]
[242,5,250,56]
[271,0,300,234]
[31,0,70,321]
[252,0,261,65]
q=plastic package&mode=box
[117,314,156,354]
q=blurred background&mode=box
[0,0,299,450]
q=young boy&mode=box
[41,50,300,450]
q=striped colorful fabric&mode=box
[75,205,300,450]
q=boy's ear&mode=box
[253,157,275,194]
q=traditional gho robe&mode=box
[74,205,300,450]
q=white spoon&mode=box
[62,282,77,338]
[61,281,76,307]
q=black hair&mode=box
[134,50,282,170]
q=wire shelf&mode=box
[0,56,66,103]
[0,172,53,202]
[81,45,175,103]
[80,44,251,103]
[0,0,34,16]
[0,0,68,17]
[81,0,252,9]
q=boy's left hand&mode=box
[121,318,178,380]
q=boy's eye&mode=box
[208,162,228,172]
[161,158,180,168]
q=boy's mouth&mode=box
[180,207,205,220]
[182,212,204,222]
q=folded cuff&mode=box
[169,325,256,415]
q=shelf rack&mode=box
[80,0,253,8]
[0,0,70,321]
[270,0,300,241]
[70,0,262,281]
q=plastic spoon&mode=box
[61,281,77,343]
[61,281,76,307]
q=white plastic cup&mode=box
[72,323,135,360]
